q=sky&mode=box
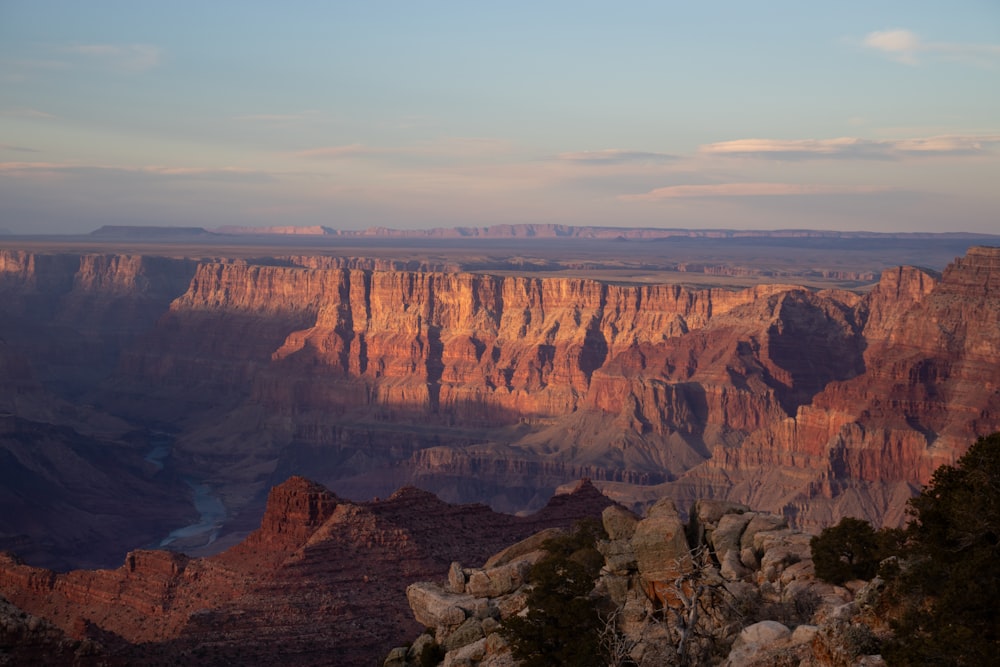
[1,1,999,235]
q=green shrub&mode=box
[499,519,608,667]
[810,517,883,585]
[883,432,1000,666]
[417,641,444,667]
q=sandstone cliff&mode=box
[703,248,1000,529]
[1,245,998,562]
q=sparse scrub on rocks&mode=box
[394,495,877,666]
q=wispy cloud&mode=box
[0,107,55,119]
[621,183,891,201]
[700,135,1000,160]
[0,144,40,153]
[292,137,512,162]
[234,110,322,122]
[0,162,272,183]
[64,43,162,71]
[554,149,678,165]
[863,28,1000,67]
[294,143,388,159]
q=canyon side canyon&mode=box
[0,239,998,573]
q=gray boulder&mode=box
[740,514,788,551]
[406,582,472,629]
[484,528,564,568]
[602,504,640,541]
[442,617,484,653]
[711,512,753,561]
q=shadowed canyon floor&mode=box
[0,230,999,573]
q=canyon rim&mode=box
[0,230,998,571]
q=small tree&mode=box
[883,432,1000,665]
[810,517,883,585]
[500,519,608,667]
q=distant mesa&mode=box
[90,225,216,239]
[213,225,334,236]
[204,222,998,241]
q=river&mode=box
[144,431,228,549]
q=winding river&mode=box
[145,431,228,549]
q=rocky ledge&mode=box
[387,499,887,667]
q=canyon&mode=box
[0,476,614,666]
[0,237,998,573]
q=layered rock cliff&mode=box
[703,248,1000,528]
[1,245,998,564]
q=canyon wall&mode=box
[1,246,998,565]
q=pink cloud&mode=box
[700,135,1000,160]
[621,183,891,201]
[293,144,387,159]
[0,162,272,182]
[292,138,512,161]
[863,28,1000,67]
[555,149,677,164]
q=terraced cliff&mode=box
[1,246,998,566]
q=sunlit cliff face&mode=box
[0,246,998,566]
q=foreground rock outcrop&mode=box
[389,498,887,667]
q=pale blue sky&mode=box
[1,1,998,234]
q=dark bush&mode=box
[810,516,883,585]
[883,432,1000,666]
[500,519,608,667]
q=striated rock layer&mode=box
[700,248,1000,529]
[0,246,998,562]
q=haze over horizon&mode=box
[1,1,998,235]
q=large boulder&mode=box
[632,498,691,581]
[443,636,487,666]
[406,582,472,629]
[465,555,538,598]
[720,549,751,581]
[447,561,466,594]
[602,504,640,541]
[596,537,637,574]
[724,620,792,666]
[711,512,753,561]
[442,617,484,653]
[740,514,788,551]
[484,528,564,568]
[694,499,751,526]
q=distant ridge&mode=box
[213,225,334,236]
[210,223,999,241]
[90,225,216,239]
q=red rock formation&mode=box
[701,248,1000,528]
[0,595,108,666]
[0,477,613,666]
[1,243,998,563]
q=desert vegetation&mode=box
[810,432,1000,665]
